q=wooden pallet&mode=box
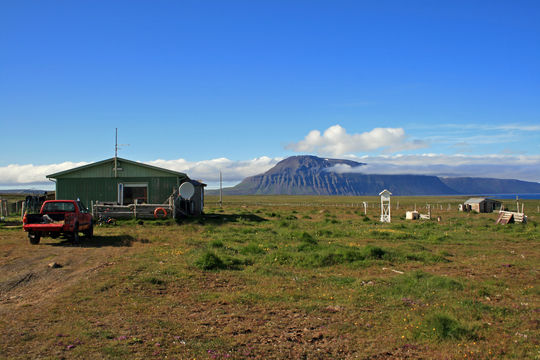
[496,211,513,225]
[497,210,527,225]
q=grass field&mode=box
[0,195,539,359]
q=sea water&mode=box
[481,193,540,200]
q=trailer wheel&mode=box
[28,232,41,245]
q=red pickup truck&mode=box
[23,200,93,244]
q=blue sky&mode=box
[1,1,539,188]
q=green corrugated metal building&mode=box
[47,157,189,207]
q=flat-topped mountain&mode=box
[221,156,454,195]
[212,155,540,196]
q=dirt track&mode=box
[0,231,132,313]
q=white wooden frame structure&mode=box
[379,189,392,223]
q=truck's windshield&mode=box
[42,202,76,212]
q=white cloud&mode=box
[330,154,540,182]
[287,125,427,156]
[0,161,88,186]
[0,157,281,189]
[438,123,540,132]
[147,156,281,184]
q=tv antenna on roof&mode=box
[114,128,130,177]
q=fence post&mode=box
[0,200,8,217]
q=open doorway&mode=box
[118,183,148,205]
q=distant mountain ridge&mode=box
[212,155,540,196]
[0,189,50,195]
[439,177,540,195]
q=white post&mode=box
[219,171,223,208]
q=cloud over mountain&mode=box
[334,154,540,182]
[287,125,427,156]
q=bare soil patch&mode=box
[0,232,135,312]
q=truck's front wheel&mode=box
[83,221,93,239]
[28,232,41,245]
[72,224,80,244]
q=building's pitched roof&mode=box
[464,198,486,204]
[47,157,188,179]
[190,180,207,187]
[464,197,501,204]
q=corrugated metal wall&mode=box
[56,177,180,206]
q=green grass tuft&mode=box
[195,251,226,270]
[414,313,477,341]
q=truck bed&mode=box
[24,213,66,224]
[23,222,65,232]
[23,213,69,233]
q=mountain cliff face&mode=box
[223,156,458,196]
[215,155,540,196]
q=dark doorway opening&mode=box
[123,185,147,205]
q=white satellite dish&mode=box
[179,182,195,200]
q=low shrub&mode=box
[195,251,252,271]
[414,313,477,341]
[195,252,226,270]
[209,240,224,248]
[143,277,166,286]
[383,271,464,301]
[240,243,266,255]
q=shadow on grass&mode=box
[47,234,138,247]
[178,213,267,225]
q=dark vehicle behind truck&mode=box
[23,200,93,244]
